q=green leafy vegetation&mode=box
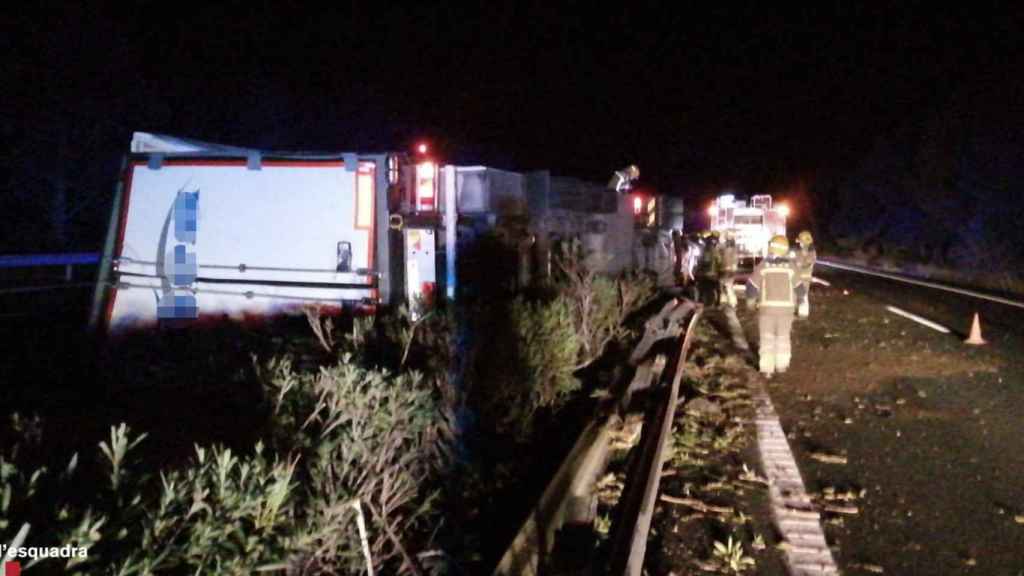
[0,345,451,574]
[468,243,655,440]
[712,535,756,573]
[0,241,653,574]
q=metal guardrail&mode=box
[0,282,97,296]
[818,258,1024,310]
[0,252,101,290]
[0,252,100,268]
[608,303,702,575]
[492,299,702,576]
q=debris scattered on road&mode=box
[596,472,625,504]
[738,464,769,485]
[809,451,848,465]
[684,397,722,417]
[823,504,859,515]
[849,562,885,573]
[659,494,733,516]
[610,413,644,450]
[820,486,864,501]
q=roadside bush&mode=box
[468,295,580,441]
[470,245,655,441]
[552,242,656,370]
[512,295,581,431]
[0,353,451,575]
[305,303,457,380]
[261,356,451,574]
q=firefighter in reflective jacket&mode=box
[718,230,739,307]
[746,235,797,376]
[696,231,720,305]
[793,230,817,318]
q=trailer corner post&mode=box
[375,155,391,306]
[444,165,457,301]
[88,156,127,331]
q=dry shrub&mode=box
[552,241,655,370]
[0,354,451,575]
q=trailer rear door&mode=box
[107,157,378,331]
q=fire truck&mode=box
[707,193,788,267]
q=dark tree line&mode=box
[816,73,1024,277]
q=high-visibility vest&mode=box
[795,246,817,281]
[757,261,796,308]
[721,244,738,274]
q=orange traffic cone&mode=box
[964,312,987,345]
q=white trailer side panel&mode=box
[108,159,377,332]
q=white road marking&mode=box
[818,259,1024,310]
[885,305,951,334]
[751,382,840,575]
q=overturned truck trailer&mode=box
[91,132,677,334]
[91,132,439,334]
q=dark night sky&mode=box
[3,3,1022,243]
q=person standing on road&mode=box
[679,233,702,299]
[746,235,798,377]
[684,233,701,285]
[793,230,817,318]
[697,231,721,305]
[671,230,683,281]
[718,230,739,307]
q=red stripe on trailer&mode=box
[364,163,377,270]
[262,160,345,168]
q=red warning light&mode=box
[416,162,437,212]
[416,142,429,155]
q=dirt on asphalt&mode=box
[735,271,1024,575]
[643,318,788,576]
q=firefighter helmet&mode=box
[797,230,813,246]
[768,235,789,257]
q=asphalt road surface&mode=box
[736,265,1024,575]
